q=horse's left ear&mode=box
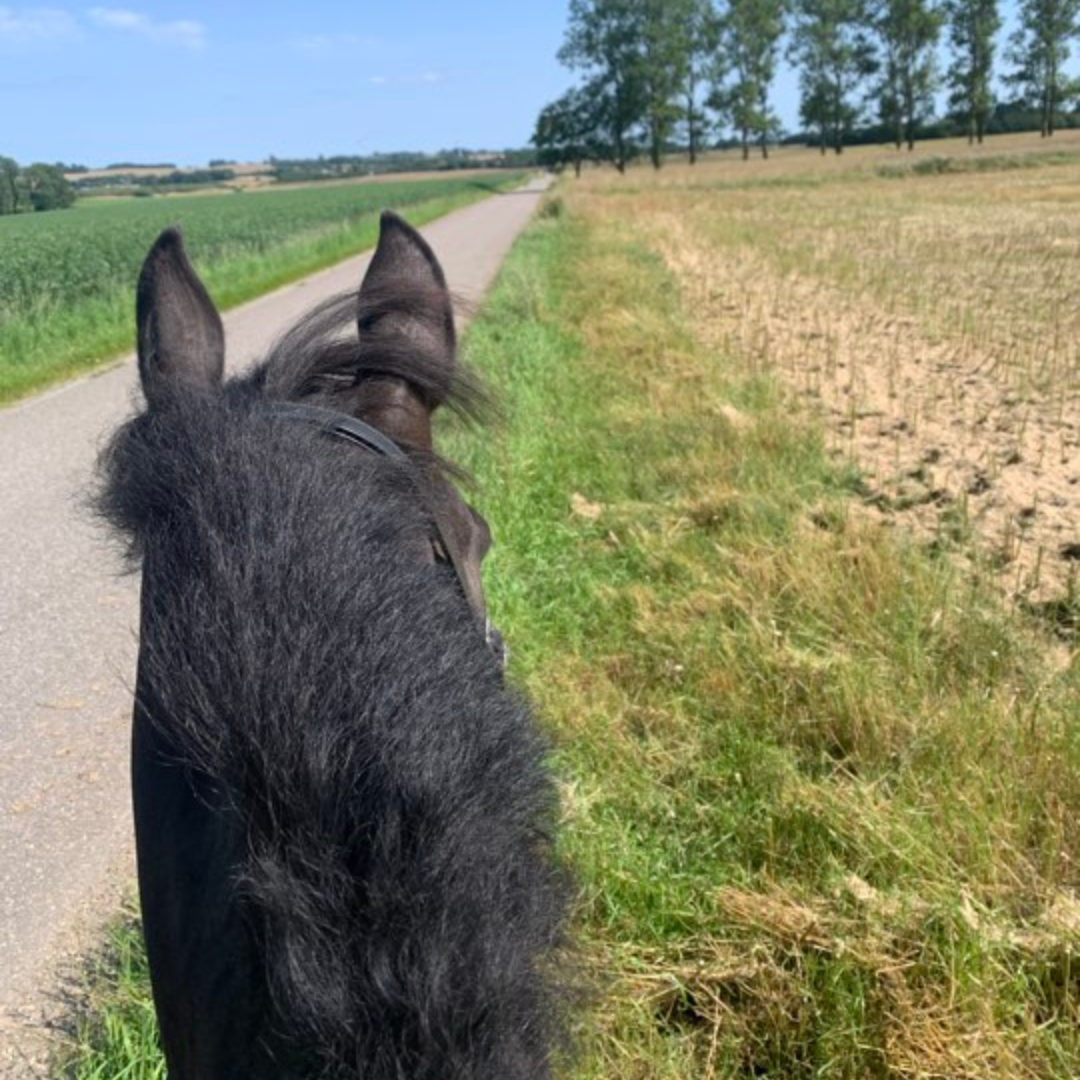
[351,212,455,449]
[136,228,224,408]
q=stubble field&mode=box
[605,132,1080,615]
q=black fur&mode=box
[96,222,570,1079]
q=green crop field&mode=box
[0,173,523,402]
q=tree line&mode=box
[535,0,1080,169]
[0,158,76,214]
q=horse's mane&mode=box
[95,303,571,1076]
[258,282,491,427]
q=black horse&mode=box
[96,214,570,1078]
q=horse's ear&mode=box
[352,212,455,449]
[136,228,224,408]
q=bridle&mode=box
[269,401,506,666]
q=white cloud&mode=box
[87,7,205,49]
[294,32,376,51]
[0,7,77,42]
[365,71,447,88]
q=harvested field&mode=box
[577,134,1080,621]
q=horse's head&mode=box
[135,213,500,653]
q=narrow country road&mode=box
[0,178,548,1075]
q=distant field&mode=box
[0,172,523,402]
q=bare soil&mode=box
[654,211,1080,613]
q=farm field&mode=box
[0,172,523,403]
[614,131,1080,612]
[58,140,1080,1079]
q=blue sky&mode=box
[0,1,1025,168]
[0,3,570,165]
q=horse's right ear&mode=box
[136,228,224,407]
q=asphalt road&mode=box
[0,178,547,1075]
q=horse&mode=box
[95,213,571,1078]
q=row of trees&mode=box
[535,0,1080,169]
[0,158,76,214]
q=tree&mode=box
[0,156,21,215]
[943,0,1000,142]
[873,0,943,149]
[714,0,789,158]
[1007,0,1080,136]
[533,88,597,176]
[637,0,690,167]
[23,164,75,211]
[674,0,718,163]
[790,0,877,153]
[559,0,647,172]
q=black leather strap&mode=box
[268,402,406,461]
[268,398,505,667]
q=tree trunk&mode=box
[686,86,698,164]
[741,128,749,160]
[1048,69,1057,136]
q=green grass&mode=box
[0,173,523,403]
[54,910,164,1080]
[55,187,1080,1078]
[453,193,1080,1077]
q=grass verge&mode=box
[55,183,1080,1078]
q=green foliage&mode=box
[559,0,649,171]
[0,155,25,215]
[637,0,692,167]
[944,0,1002,142]
[789,0,878,152]
[673,0,718,162]
[1007,0,1080,135]
[455,192,1080,1077]
[873,0,944,149]
[713,0,789,158]
[0,157,74,214]
[533,87,600,175]
[23,164,76,211]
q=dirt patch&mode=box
[654,212,1080,610]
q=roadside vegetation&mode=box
[57,139,1079,1077]
[0,173,522,403]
